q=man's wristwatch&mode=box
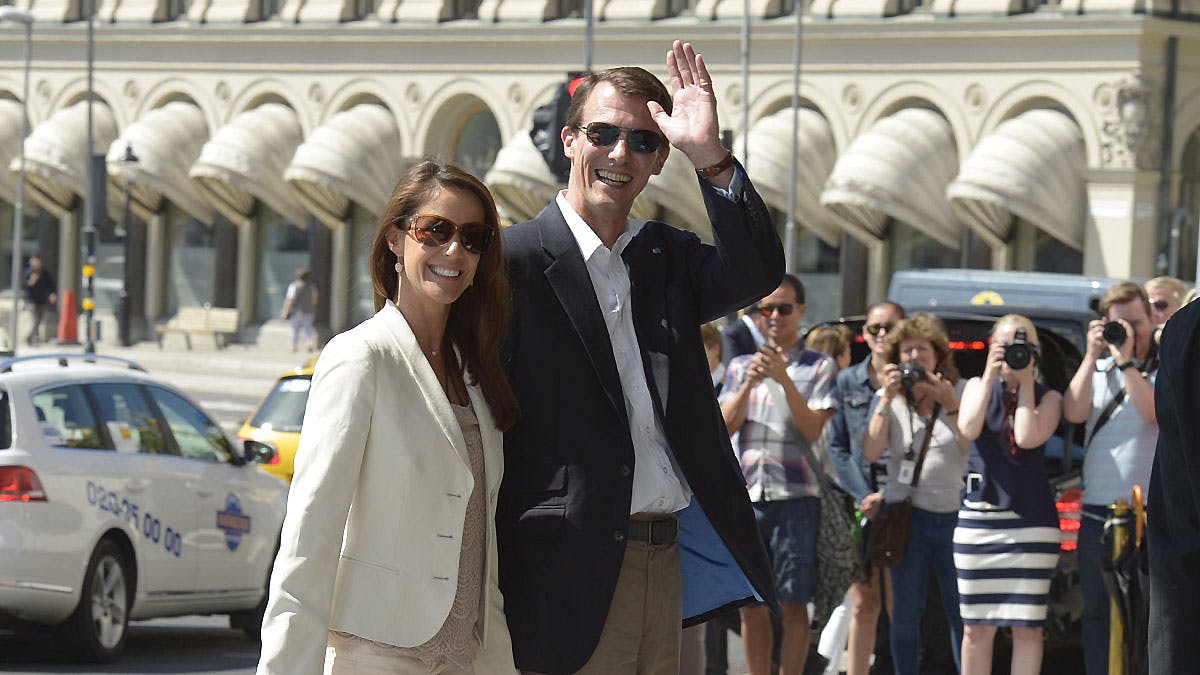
[1117,360,1137,371]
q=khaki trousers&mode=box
[526,537,682,675]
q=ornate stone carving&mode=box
[308,83,325,104]
[214,80,231,103]
[1098,74,1158,170]
[124,79,140,100]
[405,82,422,108]
[842,84,862,112]
[507,83,524,107]
[963,83,986,114]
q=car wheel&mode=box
[230,559,273,641]
[66,539,131,662]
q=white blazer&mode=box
[257,302,517,675]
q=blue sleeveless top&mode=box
[964,379,1057,526]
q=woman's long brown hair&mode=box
[369,160,519,431]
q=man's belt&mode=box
[627,515,679,545]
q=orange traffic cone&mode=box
[57,289,78,344]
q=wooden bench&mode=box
[155,306,240,350]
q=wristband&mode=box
[873,404,890,418]
[1117,360,1136,371]
[945,409,959,416]
[695,152,735,178]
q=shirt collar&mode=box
[556,191,646,261]
[850,357,872,386]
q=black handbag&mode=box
[799,440,862,630]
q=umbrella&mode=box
[1100,486,1149,675]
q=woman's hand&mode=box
[983,339,1005,383]
[860,492,884,520]
[879,362,902,402]
[918,371,959,410]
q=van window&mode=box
[32,386,104,450]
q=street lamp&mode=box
[117,143,136,347]
[0,7,32,353]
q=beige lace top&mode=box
[331,402,486,666]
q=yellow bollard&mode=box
[1109,498,1129,675]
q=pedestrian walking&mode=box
[23,254,56,346]
[862,313,968,675]
[499,40,783,675]
[955,314,1062,675]
[281,267,318,352]
[257,161,520,675]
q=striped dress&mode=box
[954,380,1060,627]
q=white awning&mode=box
[285,103,403,229]
[637,150,709,239]
[485,132,560,224]
[946,109,1086,250]
[820,108,960,247]
[0,99,24,205]
[18,100,118,218]
[106,101,216,225]
[190,103,307,226]
[737,107,840,247]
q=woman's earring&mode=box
[394,258,404,274]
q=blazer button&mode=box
[613,530,626,542]
[619,464,632,477]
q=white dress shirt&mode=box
[556,192,691,515]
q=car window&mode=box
[31,385,105,450]
[0,390,10,450]
[145,386,232,463]
[248,376,310,433]
[88,383,171,455]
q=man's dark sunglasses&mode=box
[865,322,895,336]
[580,122,664,154]
[758,303,798,317]
[400,213,494,255]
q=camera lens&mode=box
[899,362,926,390]
[1005,343,1031,370]
[1102,321,1127,347]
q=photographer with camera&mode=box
[862,313,968,675]
[955,315,1062,675]
[1063,281,1158,675]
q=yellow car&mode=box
[237,357,317,482]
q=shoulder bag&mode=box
[866,402,940,568]
[798,434,862,630]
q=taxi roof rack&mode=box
[0,353,147,373]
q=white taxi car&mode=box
[0,354,287,662]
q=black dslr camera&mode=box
[898,362,927,391]
[1004,327,1036,370]
[1102,320,1127,347]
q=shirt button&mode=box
[661,465,669,475]
[613,530,626,542]
[619,464,632,477]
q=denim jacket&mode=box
[827,358,884,503]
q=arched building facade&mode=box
[0,0,1196,336]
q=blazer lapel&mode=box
[536,205,629,428]
[467,382,501,495]
[378,304,469,469]
[624,225,670,419]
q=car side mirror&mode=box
[242,439,277,465]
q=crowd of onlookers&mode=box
[689,274,1195,675]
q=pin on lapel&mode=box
[652,246,663,254]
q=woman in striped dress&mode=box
[954,314,1062,675]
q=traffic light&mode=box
[530,73,587,184]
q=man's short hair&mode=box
[1145,276,1189,305]
[564,67,672,134]
[1099,281,1152,319]
[866,300,905,319]
[779,274,805,305]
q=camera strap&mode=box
[908,403,941,489]
[1086,368,1126,450]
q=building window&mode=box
[771,207,842,324]
[556,0,582,17]
[1173,130,1200,282]
[888,219,958,275]
[162,0,188,20]
[1011,218,1082,274]
[453,108,502,181]
[451,0,482,18]
[352,0,376,19]
[350,204,376,326]
[0,202,42,303]
[665,0,692,15]
[257,0,280,19]
[256,208,310,323]
[165,205,216,315]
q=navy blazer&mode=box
[1148,299,1200,674]
[498,166,783,675]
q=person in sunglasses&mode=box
[499,40,782,675]
[720,275,837,675]
[826,300,905,675]
[258,161,521,675]
[1143,275,1188,327]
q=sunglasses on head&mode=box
[758,303,798,317]
[400,213,494,255]
[579,122,664,154]
[865,322,895,336]
[1151,300,1170,311]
